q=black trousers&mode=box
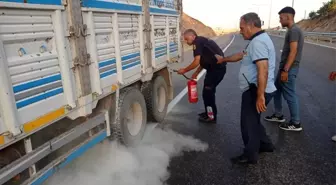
[241,87,274,161]
[202,67,226,119]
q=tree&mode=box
[309,11,317,19]
[317,0,336,17]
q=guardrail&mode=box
[268,30,336,45]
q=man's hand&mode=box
[177,68,186,75]
[215,54,224,64]
[329,71,336,81]
[217,52,245,64]
[191,72,199,79]
[256,95,267,113]
[281,71,288,82]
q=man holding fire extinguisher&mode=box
[177,29,226,124]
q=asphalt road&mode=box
[165,34,336,185]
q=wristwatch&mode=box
[281,68,289,72]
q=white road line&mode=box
[271,34,336,50]
[167,34,236,113]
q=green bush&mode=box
[309,11,317,19]
[316,0,336,17]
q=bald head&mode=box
[184,29,198,45]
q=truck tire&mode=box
[113,88,147,146]
[142,76,168,123]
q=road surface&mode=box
[43,34,335,185]
[166,34,336,185]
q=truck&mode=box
[0,0,183,184]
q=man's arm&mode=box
[192,65,203,79]
[256,60,268,97]
[217,52,245,63]
[283,29,300,71]
[256,60,269,113]
[283,41,298,71]
[194,65,203,75]
[183,55,201,73]
[178,56,200,74]
[178,38,203,74]
[250,40,270,113]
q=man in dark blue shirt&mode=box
[177,29,226,124]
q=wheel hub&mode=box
[126,102,143,136]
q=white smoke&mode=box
[44,124,208,185]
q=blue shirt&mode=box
[239,31,277,93]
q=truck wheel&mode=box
[142,76,168,123]
[113,88,147,146]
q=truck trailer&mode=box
[0,0,183,184]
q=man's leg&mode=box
[265,71,286,122]
[200,69,225,122]
[200,72,216,122]
[240,92,249,146]
[211,68,226,119]
[234,88,260,164]
[279,67,302,131]
[200,72,211,118]
[259,93,275,152]
[274,72,283,116]
[201,83,217,122]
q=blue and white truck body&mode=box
[0,0,182,184]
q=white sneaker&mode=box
[332,135,336,142]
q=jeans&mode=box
[202,67,226,120]
[274,65,300,123]
[241,86,274,161]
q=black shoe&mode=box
[198,116,216,124]
[264,114,286,123]
[230,154,257,165]
[259,147,274,153]
[198,112,207,118]
[259,143,275,153]
[279,122,302,132]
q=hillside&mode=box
[298,0,336,32]
[298,11,336,32]
[181,13,216,37]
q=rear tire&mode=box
[113,88,147,146]
[142,76,168,123]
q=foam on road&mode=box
[44,124,208,185]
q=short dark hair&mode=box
[184,29,198,36]
[278,6,296,15]
[241,12,262,28]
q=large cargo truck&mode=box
[0,0,183,184]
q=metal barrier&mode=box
[268,30,336,44]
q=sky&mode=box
[183,0,329,29]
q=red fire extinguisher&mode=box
[173,70,198,103]
[187,79,198,103]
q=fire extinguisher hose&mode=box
[172,69,193,80]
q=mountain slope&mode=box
[298,11,336,32]
[298,0,336,32]
[181,13,216,37]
